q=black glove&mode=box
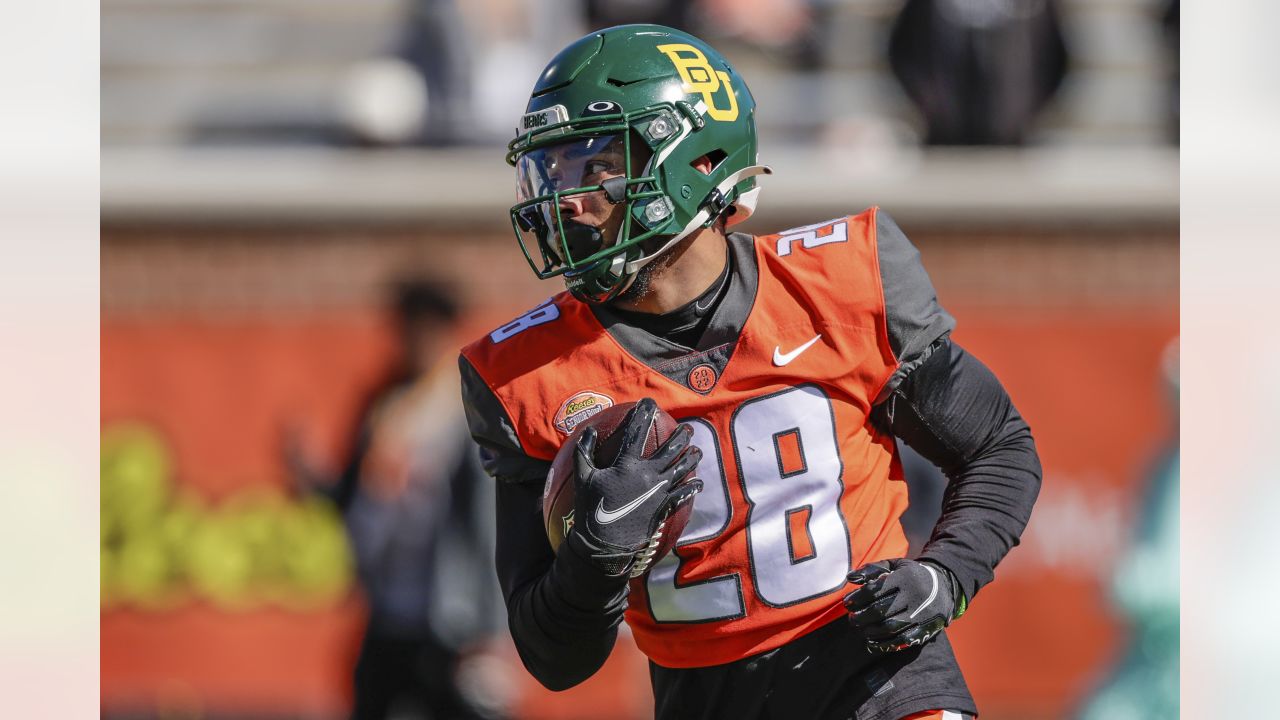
[566,398,703,578]
[844,558,965,653]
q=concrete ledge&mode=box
[102,145,1178,227]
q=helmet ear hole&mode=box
[690,149,727,175]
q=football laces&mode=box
[629,520,667,578]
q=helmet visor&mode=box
[514,134,633,269]
[515,134,627,205]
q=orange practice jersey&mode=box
[463,208,913,668]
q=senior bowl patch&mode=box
[554,391,614,435]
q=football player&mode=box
[460,24,1041,720]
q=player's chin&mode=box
[615,251,672,304]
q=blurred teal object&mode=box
[1079,341,1179,720]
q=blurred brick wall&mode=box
[102,222,1177,318]
[102,224,544,321]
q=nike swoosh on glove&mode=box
[844,558,963,653]
[568,398,703,577]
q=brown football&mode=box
[542,401,696,576]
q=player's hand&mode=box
[567,398,703,577]
[844,558,961,653]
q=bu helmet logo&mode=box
[656,43,739,122]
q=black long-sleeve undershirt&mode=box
[494,479,628,690]
[874,339,1042,603]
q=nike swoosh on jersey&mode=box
[772,334,822,366]
[595,483,667,525]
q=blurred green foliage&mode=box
[101,423,353,611]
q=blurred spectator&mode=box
[397,0,475,145]
[1077,339,1179,720]
[287,280,507,720]
[700,0,822,64]
[888,0,1069,145]
[1161,0,1179,143]
[581,0,696,32]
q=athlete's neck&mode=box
[611,226,729,315]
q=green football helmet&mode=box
[508,24,771,303]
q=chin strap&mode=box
[623,165,773,275]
